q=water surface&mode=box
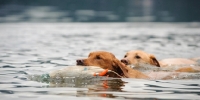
[0,23,200,100]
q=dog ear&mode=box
[149,54,160,67]
[111,58,148,78]
[112,58,129,77]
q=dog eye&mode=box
[124,55,127,58]
[96,55,101,59]
[135,55,141,59]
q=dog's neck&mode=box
[118,64,149,79]
[128,63,171,72]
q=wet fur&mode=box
[76,51,200,80]
[121,50,199,73]
[76,51,149,79]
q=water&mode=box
[0,22,200,100]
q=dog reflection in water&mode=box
[49,77,124,98]
[29,72,124,98]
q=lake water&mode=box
[0,23,200,100]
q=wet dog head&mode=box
[76,51,127,77]
[121,50,160,67]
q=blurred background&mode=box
[0,0,200,23]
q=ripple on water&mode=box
[1,65,15,68]
[0,23,200,100]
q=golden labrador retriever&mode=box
[76,51,148,79]
[121,50,200,72]
[76,51,200,79]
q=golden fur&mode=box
[121,50,199,72]
[76,51,148,79]
[76,51,200,79]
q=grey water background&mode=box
[1,0,200,100]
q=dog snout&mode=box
[121,59,129,65]
[76,59,84,65]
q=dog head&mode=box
[121,50,160,67]
[76,51,127,77]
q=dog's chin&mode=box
[76,63,85,66]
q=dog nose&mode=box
[121,59,128,65]
[76,59,84,65]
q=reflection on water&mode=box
[0,23,200,99]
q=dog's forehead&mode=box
[127,51,139,55]
[128,50,148,56]
[89,51,114,57]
